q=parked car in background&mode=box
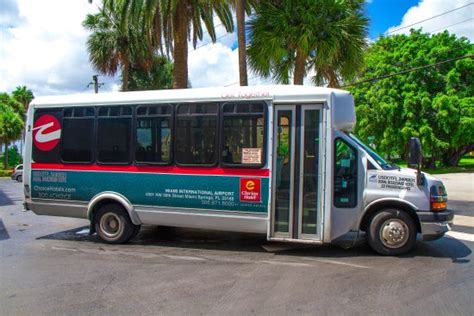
[11,164,23,182]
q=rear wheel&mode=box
[95,204,139,244]
[16,175,22,182]
[367,209,417,256]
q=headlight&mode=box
[430,185,447,211]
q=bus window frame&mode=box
[95,105,134,166]
[60,107,96,165]
[134,104,174,166]
[174,102,220,168]
[219,101,268,169]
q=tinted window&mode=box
[221,102,265,166]
[97,106,132,163]
[334,138,358,207]
[175,103,218,165]
[135,105,172,164]
[61,107,95,162]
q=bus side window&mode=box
[61,107,95,163]
[97,106,132,164]
[135,105,172,164]
[175,103,218,165]
[221,102,265,167]
[334,138,357,207]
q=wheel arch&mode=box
[359,198,421,233]
[87,192,142,227]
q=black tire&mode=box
[367,209,417,256]
[131,223,141,239]
[16,175,22,182]
[94,204,138,244]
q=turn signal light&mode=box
[430,185,447,211]
[431,201,447,211]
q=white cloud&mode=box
[188,43,240,88]
[0,1,258,96]
[386,0,473,41]
[0,0,122,96]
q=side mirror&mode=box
[408,137,422,167]
[408,137,423,185]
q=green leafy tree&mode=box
[111,0,234,89]
[12,86,34,112]
[12,86,33,155]
[350,30,473,167]
[128,55,173,91]
[247,0,368,86]
[0,93,24,116]
[0,95,24,169]
[83,0,150,91]
[4,145,22,167]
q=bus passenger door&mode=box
[270,105,323,241]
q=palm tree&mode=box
[114,0,234,89]
[83,1,149,91]
[128,55,173,91]
[230,0,258,86]
[12,86,33,155]
[247,0,368,87]
[0,97,24,169]
[12,86,34,112]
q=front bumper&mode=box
[418,209,454,241]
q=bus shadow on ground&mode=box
[37,225,471,262]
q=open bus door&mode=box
[270,104,324,242]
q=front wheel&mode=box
[368,209,417,256]
[16,175,22,182]
[95,204,140,244]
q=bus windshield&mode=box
[348,133,399,170]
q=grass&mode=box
[0,169,13,177]
[394,156,474,174]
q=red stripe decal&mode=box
[31,163,270,177]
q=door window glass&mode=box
[334,138,358,207]
[274,111,292,233]
[301,110,320,234]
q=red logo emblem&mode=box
[33,114,61,151]
[240,178,261,203]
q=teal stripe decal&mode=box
[31,170,269,213]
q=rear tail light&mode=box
[430,185,447,211]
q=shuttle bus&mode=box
[23,85,453,255]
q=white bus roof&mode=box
[31,85,348,106]
[30,85,356,131]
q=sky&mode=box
[0,0,473,97]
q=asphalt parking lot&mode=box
[0,173,473,315]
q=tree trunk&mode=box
[122,56,130,91]
[172,1,189,89]
[327,70,340,88]
[293,48,306,85]
[236,0,248,86]
[422,156,436,169]
[441,145,474,167]
[4,142,9,169]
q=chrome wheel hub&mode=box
[380,219,409,249]
[99,212,123,239]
